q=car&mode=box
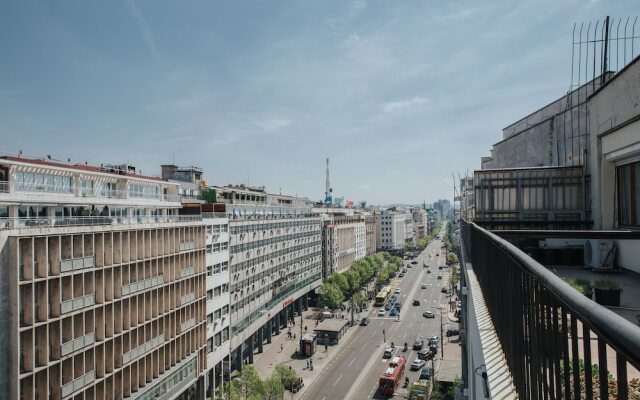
[437,275,443,280]
[427,269,431,274]
[378,309,386,317]
[417,348,430,360]
[424,264,430,269]
[412,299,420,306]
[393,301,401,309]
[383,347,395,358]
[421,283,427,289]
[428,344,438,355]
[398,273,404,278]
[420,367,433,380]
[441,287,448,293]
[389,308,398,316]
[390,295,397,302]
[413,339,424,350]
[402,268,407,273]
[411,260,418,265]
[438,265,443,270]
[446,328,460,337]
[360,317,369,326]
[410,359,426,370]
[428,336,440,345]
[394,288,401,294]
[423,311,435,318]
[436,253,440,256]
[385,303,392,310]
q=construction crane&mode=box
[324,158,333,206]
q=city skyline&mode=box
[1,0,638,205]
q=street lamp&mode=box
[431,305,445,358]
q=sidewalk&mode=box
[252,305,366,399]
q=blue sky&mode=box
[1,0,637,205]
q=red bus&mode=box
[378,356,406,395]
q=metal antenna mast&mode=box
[324,158,333,205]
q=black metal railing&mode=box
[461,219,640,400]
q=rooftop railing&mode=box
[461,219,640,399]
[0,214,202,230]
[0,180,181,202]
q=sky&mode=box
[1,0,637,205]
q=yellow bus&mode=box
[374,287,391,306]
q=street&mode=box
[301,233,458,400]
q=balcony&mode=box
[62,370,95,399]
[61,294,95,314]
[459,220,640,399]
[180,318,196,333]
[122,275,164,296]
[122,334,165,364]
[0,214,202,231]
[60,256,95,273]
[61,332,96,357]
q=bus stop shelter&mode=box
[314,319,349,345]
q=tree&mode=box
[328,273,349,294]
[318,282,344,310]
[274,365,300,392]
[263,374,285,400]
[223,366,265,400]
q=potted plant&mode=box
[565,278,593,299]
[593,279,622,307]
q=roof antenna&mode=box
[18,150,22,157]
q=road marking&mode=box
[334,374,343,387]
[347,356,356,368]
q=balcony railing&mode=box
[0,214,202,230]
[0,180,181,202]
[461,219,640,400]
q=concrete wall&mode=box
[588,58,640,231]
[0,233,11,398]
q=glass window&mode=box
[617,161,640,227]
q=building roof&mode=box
[314,318,349,332]
[435,359,461,383]
[1,156,164,182]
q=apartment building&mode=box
[163,167,231,398]
[404,212,414,245]
[376,210,406,250]
[0,156,207,400]
[202,214,230,396]
[212,185,322,371]
[319,212,366,277]
[363,213,376,256]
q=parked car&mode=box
[446,328,460,337]
[421,283,427,289]
[413,338,424,350]
[393,302,401,310]
[438,265,444,270]
[441,287,448,293]
[394,288,401,294]
[428,336,440,345]
[417,348,430,360]
[437,275,442,280]
[423,311,435,318]
[378,309,386,317]
[402,268,407,273]
[412,299,420,306]
[385,303,392,310]
[411,260,418,265]
[360,317,369,326]
[410,359,426,370]
[427,269,432,274]
[390,295,397,302]
[389,308,398,316]
[398,273,404,278]
[420,367,433,380]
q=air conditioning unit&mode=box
[584,240,616,270]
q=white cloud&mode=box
[126,0,159,63]
[381,96,430,113]
[387,170,398,176]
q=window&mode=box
[207,313,213,324]
[214,286,221,297]
[215,332,222,347]
[207,290,213,300]
[222,284,228,293]
[207,338,214,353]
[207,265,213,276]
[222,327,229,342]
[617,161,640,227]
[215,309,222,319]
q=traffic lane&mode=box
[300,316,396,400]
[357,256,446,398]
